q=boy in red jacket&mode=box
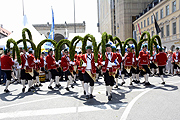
[1,49,14,93]
[155,48,167,84]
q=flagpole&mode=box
[74,0,76,33]
[22,0,24,16]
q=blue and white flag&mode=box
[48,7,55,40]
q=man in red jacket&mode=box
[121,45,133,86]
[1,49,14,93]
[46,48,61,90]
[61,48,75,91]
[114,48,122,88]
[20,48,34,93]
[139,45,151,85]
[172,47,180,75]
[155,48,167,84]
[101,43,117,101]
[81,45,98,99]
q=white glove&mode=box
[102,61,105,66]
[34,60,38,63]
[108,62,112,67]
[95,63,98,67]
[37,60,40,63]
[111,62,116,66]
[55,61,59,64]
[150,57,153,60]
[58,60,61,63]
[122,57,125,60]
[136,58,139,61]
[26,52,29,55]
[175,60,178,62]
[82,63,87,67]
[72,62,75,65]
[19,66,22,69]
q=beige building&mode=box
[133,0,180,51]
[97,0,152,41]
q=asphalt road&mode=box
[0,75,179,120]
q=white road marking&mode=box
[120,81,180,120]
[0,103,127,119]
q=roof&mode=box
[0,27,11,37]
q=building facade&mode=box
[33,22,86,43]
[0,24,11,39]
[97,0,152,41]
[133,0,180,51]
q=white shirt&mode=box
[176,52,178,60]
[86,54,92,69]
[107,52,112,67]
[24,54,29,67]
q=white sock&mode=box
[84,83,89,95]
[5,80,11,90]
[132,74,135,80]
[121,74,125,82]
[81,81,85,90]
[36,76,40,85]
[68,76,73,84]
[130,76,132,83]
[33,80,36,86]
[74,74,76,81]
[55,76,60,85]
[174,69,177,74]
[144,74,147,82]
[160,75,164,82]
[28,80,32,88]
[106,86,111,96]
[136,74,139,81]
[21,80,26,88]
[152,68,155,74]
[119,70,121,76]
[115,78,118,86]
[90,86,94,94]
[49,79,54,87]
[96,73,99,79]
[110,86,113,93]
[66,80,70,87]
[146,74,149,83]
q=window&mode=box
[160,9,163,19]
[173,22,176,34]
[151,31,154,36]
[141,21,143,28]
[166,5,169,16]
[151,15,154,24]
[172,1,176,13]
[161,27,164,38]
[166,25,169,36]
[144,20,146,27]
[147,17,149,26]
[156,12,158,21]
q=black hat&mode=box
[105,43,111,48]
[64,48,68,52]
[176,47,179,50]
[159,47,163,52]
[41,51,45,54]
[86,45,92,50]
[4,49,10,54]
[142,44,147,48]
[48,48,53,53]
[126,45,131,49]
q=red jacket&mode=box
[40,57,44,68]
[61,55,73,72]
[116,53,122,64]
[28,54,35,68]
[124,52,133,66]
[155,52,167,66]
[80,53,96,74]
[46,54,57,70]
[101,52,117,73]
[139,50,150,65]
[1,55,14,70]
[172,52,180,62]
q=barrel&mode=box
[39,72,45,82]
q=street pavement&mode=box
[0,75,180,120]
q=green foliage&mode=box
[22,28,33,51]
[113,36,123,55]
[123,38,138,57]
[6,38,21,64]
[101,32,107,61]
[56,39,70,60]
[140,31,151,50]
[97,42,101,51]
[36,39,57,59]
[108,35,114,43]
